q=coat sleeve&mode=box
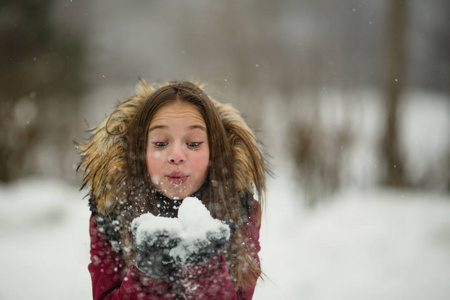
[88,200,261,299]
[238,199,262,299]
[89,216,176,300]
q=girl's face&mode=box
[146,101,210,200]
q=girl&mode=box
[78,80,268,299]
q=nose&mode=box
[168,144,186,164]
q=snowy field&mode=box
[0,175,449,300]
[1,89,449,299]
[256,174,450,299]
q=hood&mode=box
[77,80,267,216]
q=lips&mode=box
[167,171,188,185]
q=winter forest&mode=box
[1,0,450,299]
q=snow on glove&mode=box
[132,214,182,277]
[183,221,235,264]
[172,197,235,264]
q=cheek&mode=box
[146,150,165,177]
[147,149,163,163]
[150,174,161,185]
[193,151,210,177]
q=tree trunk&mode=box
[381,0,409,186]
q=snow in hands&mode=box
[132,197,231,264]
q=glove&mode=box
[132,215,182,277]
[184,221,235,264]
[134,229,181,277]
[131,197,237,273]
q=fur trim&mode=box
[78,80,266,216]
[211,98,266,199]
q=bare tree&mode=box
[0,0,88,182]
[380,0,409,187]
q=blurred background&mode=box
[1,0,449,299]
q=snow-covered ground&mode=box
[0,178,91,299]
[256,177,450,299]
[0,175,449,300]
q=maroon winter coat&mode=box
[88,200,261,300]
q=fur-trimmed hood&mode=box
[78,80,267,217]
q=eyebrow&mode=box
[148,124,207,133]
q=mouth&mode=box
[166,171,188,185]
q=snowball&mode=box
[177,197,228,241]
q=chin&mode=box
[166,190,190,200]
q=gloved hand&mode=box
[132,215,182,277]
[131,197,238,274]
[183,220,236,264]
[134,229,181,277]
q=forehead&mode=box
[150,101,205,127]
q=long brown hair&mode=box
[118,81,262,290]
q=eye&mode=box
[187,142,202,149]
[153,142,168,148]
